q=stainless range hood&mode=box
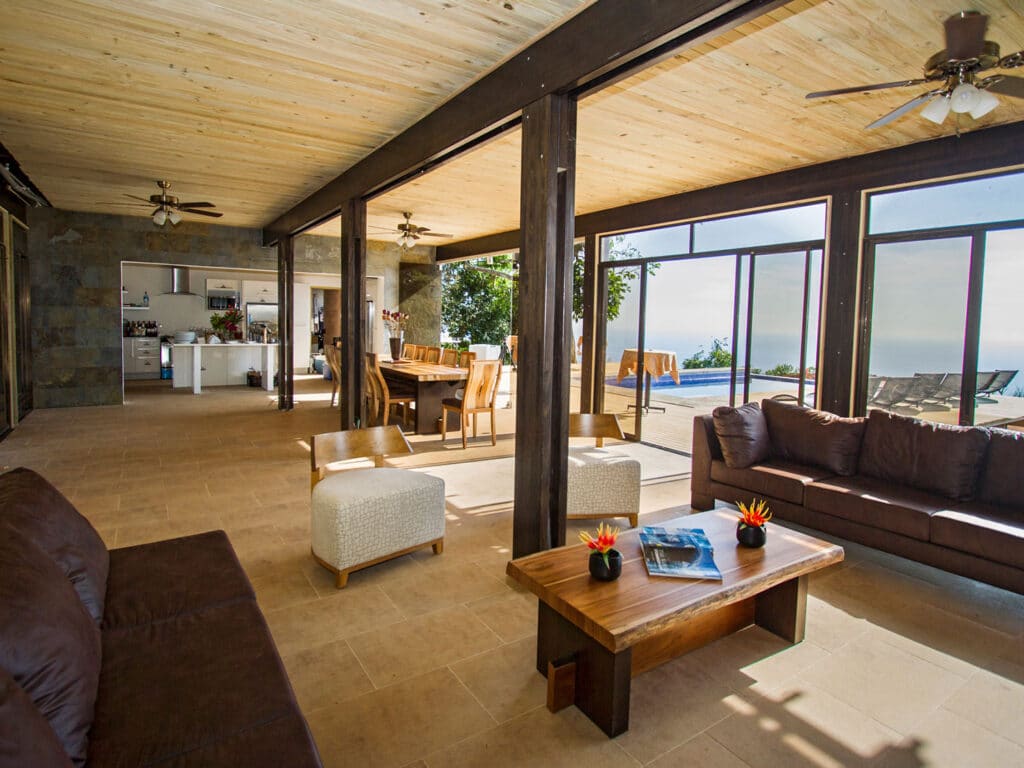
[166,266,198,296]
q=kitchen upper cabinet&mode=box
[293,284,311,370]
[243,280,277,305]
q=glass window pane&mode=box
[599,266,643,437]
[600,225,690,261]
[869,171,1024,234]
[866,238,971,423]
[747,252,810,404]
[976,229,1024,426]
[693,202,826,253]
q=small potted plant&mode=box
[210,308,244,341]
[736,498,772,548]
[579,522,622,581]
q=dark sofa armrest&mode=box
[691,414,721,510]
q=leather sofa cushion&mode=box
[0,468,109,624]
[89,600,304,767]
[977,428,1024,508]
[0,529,101,767]
[931,504,1024,569]
[0,666,73,768]
[761,398,866,476]
[711,459,833,505]
[712,402,770,468]
[102,530,255,631]
[805,475,947,540]
[857,410,989,500]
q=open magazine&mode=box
[640,526,722,580]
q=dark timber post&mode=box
[579,233,599,413]
[277,237,294,410]
[819,189,861,416]
[340,198,367,430]
[513,93,577,558]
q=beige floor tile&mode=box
[449,636,546,722]
[347,605,501,687]
[281,639,375,715]
[941,655,1024,747]
[465,588,537,643]
[797,631,968,735]
[309,668,495,768]
[615,653,745,764]
[803,594,872,653]
[422,705,638,768]
[266,586,404,657]
[648,733,751,768]
[380,560,510,618]
[882,707,1024,768]
[252,568,320,613]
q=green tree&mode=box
[440,255,517,345]
[682,337,733,369]
[571,238,651,323]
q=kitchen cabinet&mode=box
[123,338,160,379]
[173,343,277,394]
[200,347,228,387]
[243,280,277,305]
[206,278,240,292]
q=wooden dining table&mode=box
[616,349,680,413]
[379,360,468,434]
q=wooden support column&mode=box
[513,93,576,558]
[579,232,599,413]
[818,189,861,416]
[277,237,294,410]
[340,198,367,430]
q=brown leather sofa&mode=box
[691,399,1024,595]
[0,468,323,768]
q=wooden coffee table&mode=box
[506,509,844,737]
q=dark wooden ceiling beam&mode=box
[263,0,775,244]
[436,120,1024,260]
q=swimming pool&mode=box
[606,373,800,400]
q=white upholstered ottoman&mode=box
[566,446,640,528]
[311,467,445,588]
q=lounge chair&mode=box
[917,372,960,408]
[868,376,918,409]
[977,369,1017,397]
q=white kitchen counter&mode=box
[172,343,278,394]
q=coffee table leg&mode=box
[754,574,808,643]
[536,602,632,737]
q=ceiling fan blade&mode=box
[124,194,154,202]
[182,209,223,218]
[986,74,1024,99]
[175,201,215,208]
[1000,51,1024,69]
[806,79,928,99]
[944,11,988,60]
[865,90,940,130]
[419,232,454,238]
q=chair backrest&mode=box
[441,348,458,366]
[569,413,625,448]
[458,350,476,368]
[423,346,441,363]
[310,425,413,487]
[462,360,502,410]
[412,345,427,361]
[364,353,390,426]
[325,344,342,384]
[402,343,417,360]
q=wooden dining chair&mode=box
[364,353,414,427]
[412,345,427,361]
[325,344,343,407]
[402,342,417,360]
[441,347,458,366]
[567,412,640,528]
[457,350,476,368]
[423,346,442,363]
[441,359,502,449]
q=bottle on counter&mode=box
[143,291,150,307]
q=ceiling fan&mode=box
[394,211,453,249]
[806,11,1024,130]
[124,180,223,225]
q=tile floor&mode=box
[1,376,1022,767]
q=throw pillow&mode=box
[712,402,770,469]
[0,468,110,624]
[858,410,990,500]
[977,428,1024,508]
[761,398,866,476]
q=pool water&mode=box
[607,374,800,399]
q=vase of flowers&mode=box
[736,498,771,548]
[579,523,622,581]
[382,309,409,360]
[210,307,244,341]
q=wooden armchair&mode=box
[566,412,640,528]
[364,353,414,427]
[441,359,501,448]
[324,344,343,407]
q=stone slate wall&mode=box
[399,263,442,346]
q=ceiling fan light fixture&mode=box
[969,88,1000,118]
[167,210,182,225]
[920,94,952,123]
[950,81,981,113]
[152,208,167,226]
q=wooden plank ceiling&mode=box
[0,0,593,228]
[3,0,1023,244]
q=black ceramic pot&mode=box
[736,523,767,548]
[589,549,622,581]
[388,335,404,360]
